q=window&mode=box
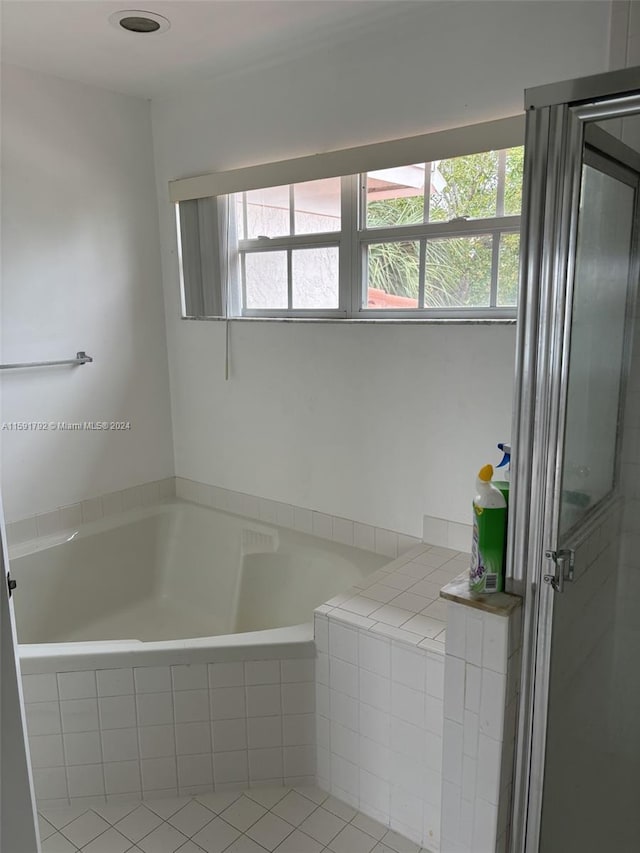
[173,120,524,320]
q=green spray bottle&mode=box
[469,464,507,594]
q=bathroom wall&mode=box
[151,1,612,535]
[0,64,174,522]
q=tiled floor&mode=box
[38,786,434,853]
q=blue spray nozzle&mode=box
[496,442,511,469]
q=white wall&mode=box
[151,1,613,535]
[0,65,174,522]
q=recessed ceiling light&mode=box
[109,10,170,34]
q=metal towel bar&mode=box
[0,351,93,370]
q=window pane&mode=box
[366,240,419,308]
[294,178,341,235]
[244,251,288,309]
[504,147,524,216]
[244,185,290,238]
[425,235,493,307]
[497,232,520,306]
[292,247,339,309]
[235,195,245,239]
[429,151,499,222]
[366,165,426,228]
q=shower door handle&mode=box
[543,549,575,593]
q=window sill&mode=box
[180,315,517,326]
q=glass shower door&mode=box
[540,137,639,853]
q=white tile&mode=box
[441,780,462,846]
[426,652,445,700]
[331,719,359,764]
[359,703,391,746]
[246,684,281,717]
[425,731,443,774]
[63,731,101,765]
[26,702,62,736]
[422,516,449,548]
[273,829,323,853]
[300,808,346,845]
[282,683,315,715]
[245,660,281,685]
[443,719,464,786]
[30,734,64,768]
[465,663,481,713]
[369,605,412,628]
[333,517,354,546]
[141,757,178,791]
[33,767,68,800]
[330,657,359,698]
[100,695,137,730]
[218,795,267,831]
[139,724,175,758]
[391,643,426,688]
[312,511,333,539]
[359,670,390,712]
[115,804,162,842]
[101,727,138,762]
[330,754,359,797]
[293,507,313,534]
[445,603,466,659]
[422,598,448,622]
[283,745,315,777]
[359,769,390,817]
[272,790,317,826]
[359,736,390,779]
[138,821,189,853]
[463,710,479,759]
[212,719,247,752]
[322,796,357,822]
[281,658,314,683]
[374,528,398,559]
[274,502,295,529]
[472,797,498,853]
[391,682,424,727]
[283,714,315,746]
[66,764,104,797]
[57,671,96,701]
[462,753,477,803]
[329,622,358,664]
[134,666,171,694]
[316,683,330,719]
[425,695,444,735]
[175,721,211,755]
[101,490,124,517]
[136,692,174,727]
[174,689,210,723]
[390,717,424,761]
[104,760,141,794]
[314,614,329,653]
[248,747,283,781]
[259,498,278,524]
[177,754,213,788]
[246,812,293,851]
[209,662,245,688]
[316,652,329,685]
[482,613,509,674]
[82,827,132,853]
[354,523,376,552]
[7,516,37,546]
[211,687,246,719]
[464,612,483,667]
[316,715,329,750]
[60,698,99,733]
[329,823,378,853]
[23,674,59,703]
[389,591,433,614]
[477,734,502,805]
[331,609,375,630]
[172,664,207,691]
[35,509,61,537]
[402,613,446,638]
[479,669,506,741]
[361,583,398,604]
[213,750,248,784]
[444,654,465,724]
[97,669,134,697]
[248,716,282,749]
[38,804,89,829]
[341,595,381,617]
[38,815,57,841]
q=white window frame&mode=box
[171,116,524,321]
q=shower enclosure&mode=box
[509,68,640,852]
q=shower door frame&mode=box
[506,66,640,853]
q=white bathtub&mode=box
[12,500,387,673]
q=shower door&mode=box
[508,67,640,853]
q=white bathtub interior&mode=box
[10,500,387,645]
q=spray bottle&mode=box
[470,464,507,594]
[493,443,511,505]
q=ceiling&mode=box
[1,0,412,99]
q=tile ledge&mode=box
[440,572,522,616]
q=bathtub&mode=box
[12,499,387,673]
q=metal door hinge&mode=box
[543,549,575,593]
[7,573,17,597]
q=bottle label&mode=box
[469,502,506,594]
